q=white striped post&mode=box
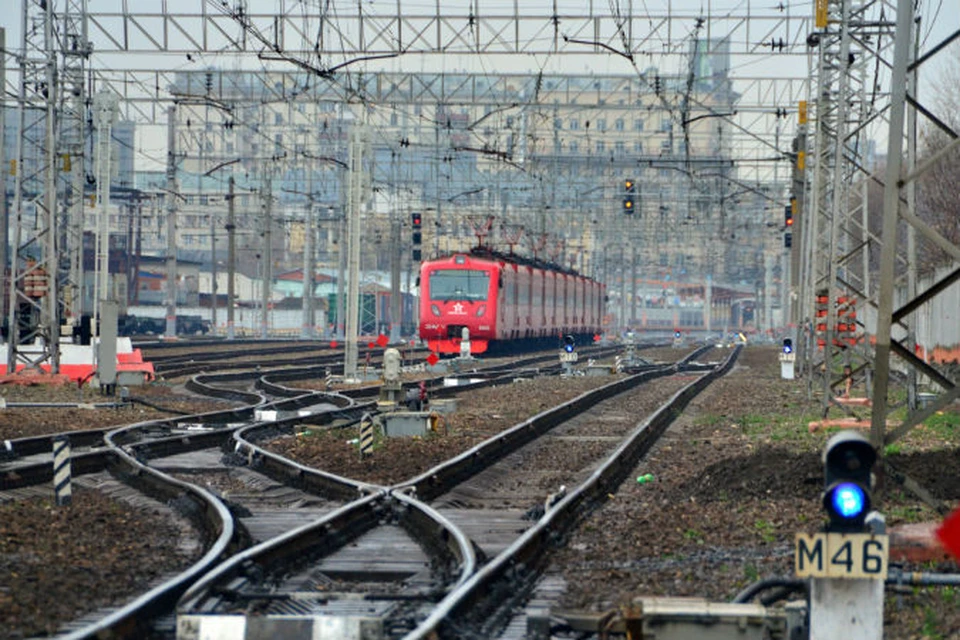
[52,435,72,506]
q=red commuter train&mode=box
[418,249,606,355]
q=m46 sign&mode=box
[795,532,889,579]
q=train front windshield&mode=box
[428,269,490,301]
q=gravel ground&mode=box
[1,344,956,638]
[266,373,631,486]
[0,381,241,440]
[264,346,693,485]
[0,489,193,638]
[552,345,960,639]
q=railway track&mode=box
[0,341,719,639]
[0,344,628,482]
[174,344,737,639]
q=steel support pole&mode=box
[870,0,914,449]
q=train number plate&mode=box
[559,351,579,363]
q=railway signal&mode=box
[623,178,636,214]
[412,211,422,261]
[563,334,576,353]
[822,431,876,532]
[795,430,886,638]
[780,337,795,378]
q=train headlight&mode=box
[476,305,486,317]
[431,304,441,316]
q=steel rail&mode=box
[405,345,738,639]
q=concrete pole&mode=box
[165,106,178,339]
[619,245,626,335]
[93,91,117,352]
[0,28,6,310]
[261,173,272,339]
[41,0,60,367]
[301,190,316,339]
[7,10,28,366]
[630,244,638,329]
[764,253,774,333]
[226,176,236,340]
[389,218,401,342]
[870,0,914,450]
[705,274,712,334]
[344,109,365,379]
[336,209,346,340]
[905,27,920,410]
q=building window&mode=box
[570,141,579,153]
[390,112,398,126]
[596,141,605,153]
[597,119,607,131]
[274,112,283,125]
[569,119,579,130]
[615,118,624,131]
[634,119,644,131]
[615,141,625,156]
[633,141,644,154]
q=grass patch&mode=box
[754,519,776,543]
[683,529,705,543]
[921,606,944,639]
[884,443,903,456]
[923,411,959,439]
[695,413,724,428]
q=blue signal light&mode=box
[782,338,793,354]
[563,335,576,352]
[828,482,867,520]
[564,343,575,353]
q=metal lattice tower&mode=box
[57,0,90,327]
[797,0,898,412]
[6,0,67,374]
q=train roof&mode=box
[425,247,597,282]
